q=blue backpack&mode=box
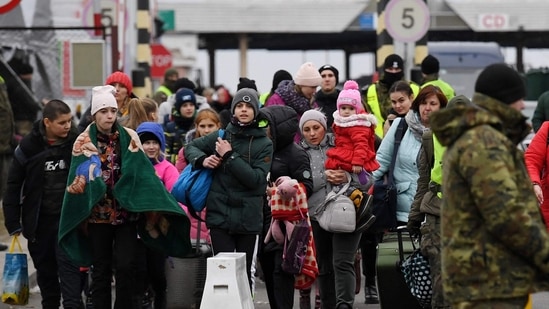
[171,129,225,215]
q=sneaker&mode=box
[0,243,8,251]
[364,284,379,304]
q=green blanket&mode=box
[58,123,191,266]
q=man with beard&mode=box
[315,64,340,130]
[363,54,419,138]
[153,68,179,105]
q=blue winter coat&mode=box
[372,117,421,222]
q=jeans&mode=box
[28,214,84,309]
[311,220,362,309]
[88,222,138,309]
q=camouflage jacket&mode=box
[430,93,549,303]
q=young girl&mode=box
[175,109,222,244]
[175,108,222,173]
[136,121,179,309]
[122,98,159,130]
[59,85,191,308]
[184,88,273,291]
[325,80,379,183]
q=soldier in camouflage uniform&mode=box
[408,94,471,309]
[430,63,549,308]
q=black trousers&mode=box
[88,222,138,309]
[209,228,257,293]
[28,214,84,309]
[258,249,295,309]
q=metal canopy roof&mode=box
[446,0,549,32]
[159,0,369,33]
[158,0,549,51]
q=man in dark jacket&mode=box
[3,100,84,308]
[316,65,340,130]
[257,105,313,309]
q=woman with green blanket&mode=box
[59,85,192,308]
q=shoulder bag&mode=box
[314,174,356,233]
[171,129,225,219]
[370,119,408,231]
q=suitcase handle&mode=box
[395,226,418,264]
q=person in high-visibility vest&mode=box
[363,54,419,138]
[153,67,179,105]
[408,94,470,309]
[420,55,455,102]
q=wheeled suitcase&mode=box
[376,227,423,309]
[165,218,211,309]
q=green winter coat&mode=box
[184,124,273,234]
[430,93,549,304]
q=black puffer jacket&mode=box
[315,89,340,130]
[3,120,78,240]
[258,105,313,252]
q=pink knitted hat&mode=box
[294,62,322,87]
[337,80,364,113]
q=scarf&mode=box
[58,123,192,266]
[275,80,312,116]
[267,182,319,289]
[405,110,427,141]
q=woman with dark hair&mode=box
[407,88,457,309]
[383,80,415,136]
[374,84,447,225]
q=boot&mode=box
[300,288,311,309]
[364,283,379,304]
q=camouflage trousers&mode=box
[420,214,451,309]
[453,295,528,309]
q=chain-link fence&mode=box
[0,26,113,119]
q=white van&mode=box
[427,41,505,98]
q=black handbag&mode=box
[370,119,408,231]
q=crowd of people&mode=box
[1,51,549,309]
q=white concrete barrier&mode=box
[200,252,253,309]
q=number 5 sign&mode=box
[385,0,430,43]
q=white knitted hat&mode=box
[294,62,322,87]
[91,85,118,115]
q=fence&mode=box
[0,26,114,117]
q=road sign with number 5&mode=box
[385,0,430,43]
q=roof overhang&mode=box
[158,0,369,33]
[445,0,549,32]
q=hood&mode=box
[430,93,531,147]
[258,105,298,151]
[136,122,166,152]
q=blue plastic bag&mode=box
[1,236,29,305]
[172,129,224,212]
